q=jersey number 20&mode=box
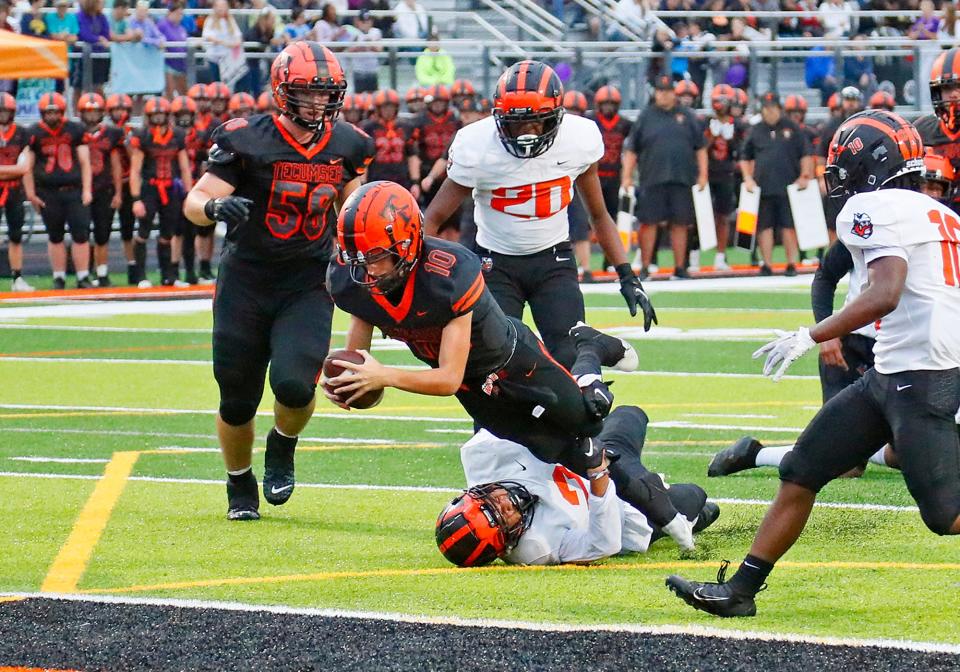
[490,176,573,219]
[266,180,337,240]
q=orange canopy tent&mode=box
[0,31,67,79]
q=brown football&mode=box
[322,349,384,409]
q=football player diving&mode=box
[326,181,703,549]
[667,110,960,618]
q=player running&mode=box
[667,110,960,618]
[184,42,375,521]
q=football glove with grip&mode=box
[616,263,658,331]
[581,436,605,471]
[576,373,614,421]
[204,196,253,226]
[753,326,817,381]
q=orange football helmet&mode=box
[171,95,197,127]
[228,92,256,117]
[868,90,896,112]
[451,78,476,98]
[562,90,587,114]
[594,84,621,106]
[674,79,699,100]
[78,92,106,125]
[143,96,171,127]
[783,94,808,113]
[711,84,736,113]
[0,92,14,124]
[493,60,564,159]
[106,93,133,125]
[921,148,956,202]
[39,92,67,113]
[270,41,347,132]
[930,47,960,131]
[337,181,423,294]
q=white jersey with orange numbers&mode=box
[837,188,960,374]
[460,430,653,566]
[446,113,604,255]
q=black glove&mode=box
[580,436,605,471]
[204,196,253,226]
[616,263,658,331]
[580,378,614,421]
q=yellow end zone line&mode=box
[77,560,960,596]
[41,451,140,594]
[0,596,25,604]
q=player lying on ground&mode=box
[326,181,701,548]
[436,405,720,566]
[666,110,960,618]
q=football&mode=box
[322,349,384,409]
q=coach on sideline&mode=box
[621,74,708,279]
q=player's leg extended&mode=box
[476,248,527,320]
[526,244,585,370]
[886,369,960,535]
[667,372,892,616]
[263,272,334,506]
[212,258,271,520]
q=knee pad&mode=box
[219,399,258,426]
[917,495,960,536]
[47,231,65,244]
[71,230,89,244]
[272,379,315,410]
[196,225,214,238]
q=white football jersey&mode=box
[843,247,877,339]
[460,430,653,566]
[837,189,960,374]
[446,114,605,255]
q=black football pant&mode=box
[0,186,25,244]
[89,186,115,246]
[213,254,333,426]
[475,241,585,370]
[457,318,601,474]
[118,184,135,242]
[818,333,875,403]
[37,187,90,244]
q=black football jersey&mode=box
[361,118,415,185]
[28,120,86,189]
[328,237,515,378]
[110,121,132,182]
[916,113,960,203]
[183,125,210,179]
[411,110,461,164]
[206,114,376,264]
[0,124,29,191]
[128,125,186,183]
[587,112,632,179]
[83,124,123,191]
[702,114,744,181]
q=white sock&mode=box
[756,445,794,468]
[53,271,66,280]
[715,252,726,264]
[97,264,108,277]
[76,270,89,280]
[868,446,888,466]
[227,466,251,476]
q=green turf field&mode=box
[1,284,957,646]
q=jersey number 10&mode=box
[266,180,337,240]
[930,209,960,287]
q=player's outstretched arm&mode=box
[423,178,471,237]
[577,163,628,268]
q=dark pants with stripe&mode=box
[474,241,585,370]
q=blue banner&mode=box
[108,43,165,95]
[15,78,55,118]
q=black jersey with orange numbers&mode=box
[701,114,744,181]
[128,125,186,183]
[411,110,461,164]
[27,120,86,189]
[206,114,376,264]
[916,113,960,203]
[83,124,123,191]
[0,124,29,190]
[110,122,132,182]
[184,126,210,179]
[587,112,632,179]
[361,118,415,185]
[327,237,515,378]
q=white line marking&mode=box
[2,592,954,655]
[682,413,778,420]
[0,299,212,319]
[427,429,475,434]
[581,275,816,294]
[9,456,110,464]
[586,306,812,314]
[0,323,211,334]
[650,421,804,433]
[0,471,922,512]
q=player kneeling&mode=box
[436,406,720,566]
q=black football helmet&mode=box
[493,60,564,159]
[824,110,924,203]
[435,482,538,567]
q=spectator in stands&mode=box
[283,6,310,42]
[414,31,454,86]
[312,2,348,43]
[819,0,854,39]
[609,0,668,41]
[622,74,707,279]
[0,0,15,33]
[201,0,242,81]
[108,0,135,42]
[938,2,958,42]
[77,0,112,96]
[740,92,813,277]
[158,1,189,98]
[243,5,282,94]
[843,33,876,92]
[393,0,428,44]
[348,8,382,92]
[20,0,47,37]
[47,0,80,46]
[359,0,393,38]
[908,0,940,40]
[128,0,166,48]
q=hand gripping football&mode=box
[322,349,384,409]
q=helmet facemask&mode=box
[280,82,345,134]
[494,106,564,159]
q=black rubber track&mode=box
[1,597,956,672]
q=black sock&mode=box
[570,343,602,380]
[200,260,212,275]
[729,554,774,595]
[134,241,147,279]
[227,466,255,484]
[12,269,21,279]
[267,427,298,454]
[157,242,172,281]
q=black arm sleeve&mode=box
[811,240,854,323]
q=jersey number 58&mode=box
[265,179,337,240]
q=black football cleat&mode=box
[707,436,764,477]
[692,501,720,534]
[263,431,296,506]
[226,473,260,521]
[666,562,760,618]
[53,277,66,291]
[569,321,639,372]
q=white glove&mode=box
[662,512,695,551]
[753,326,817,381]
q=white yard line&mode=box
[9,456,110,464]
[3,592,954,655]
[682,413,777,419]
